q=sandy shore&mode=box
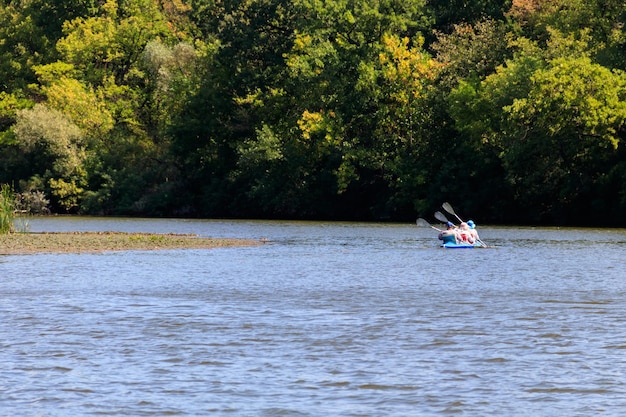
[0,232,261,254]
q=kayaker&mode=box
[438,221,458,244]
[457,222,475,244]
[467,220,481,243]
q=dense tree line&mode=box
[0,0,625,225]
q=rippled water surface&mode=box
[2,217,626,416]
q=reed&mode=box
[0,184,15,234]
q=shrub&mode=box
[16,190,50,215]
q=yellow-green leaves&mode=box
[48,178,85,212]
[40,76,114,139]
[56,0,168,85]
[298,109,340,145]
[378,34,436,103]
[506,55,626,148]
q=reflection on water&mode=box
[1,217,626,416]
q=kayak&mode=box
[441,242,483,249]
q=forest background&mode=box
[1,0,625,226]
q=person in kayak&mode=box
[467,220,481,244]
[457,222,476,244]
[438,221,459,244]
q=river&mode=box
[1,217,625,416]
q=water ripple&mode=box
[2,219,626,416]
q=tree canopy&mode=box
[1,0,625,225]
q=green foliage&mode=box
[56,0,169,85]
[0,0,625,223]
[49,177,84,212]
[13,103,86,177]
[261,0,434,218]
[432,18,511,88]
[347,34,438,210]
[0,92,33,140]
[0,5,51,92]
[141,40,204,132]
[24,0,99,42]
[502,55,626,217]
[34,72,115,139]
[450,27,626,223]
[507,0,626,68]
[0,184,15,234]
[11,104,87,211]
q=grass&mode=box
[0,185,15,234]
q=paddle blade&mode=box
[442,202,455,215]
[416,218,443,231]
[416,218,431,228]
[434,211,449,224]
[442,202,464,223]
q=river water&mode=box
[1,217,625,416]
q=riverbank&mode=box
[0,232,261,254]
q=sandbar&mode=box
[0,232,260,254]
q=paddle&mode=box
[416,218,443,232]
[434,211,452,225]
[442,202,490,247]
[442,202,463,224]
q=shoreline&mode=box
[0,231,261,255]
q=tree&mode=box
[502,55,626,222]
[141,40,204,138]
[0,4,51,92]
[24,0,99,42]
[39,0,188,215]
[171,0,302,216]
[33,63,115,140]
[346,34,439,217]
[56,0,170,85]
[506,0,626,69]
[280,0,433,219]
[12,104,87,211]
[431,18,511,88]
[449,29,626,223]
